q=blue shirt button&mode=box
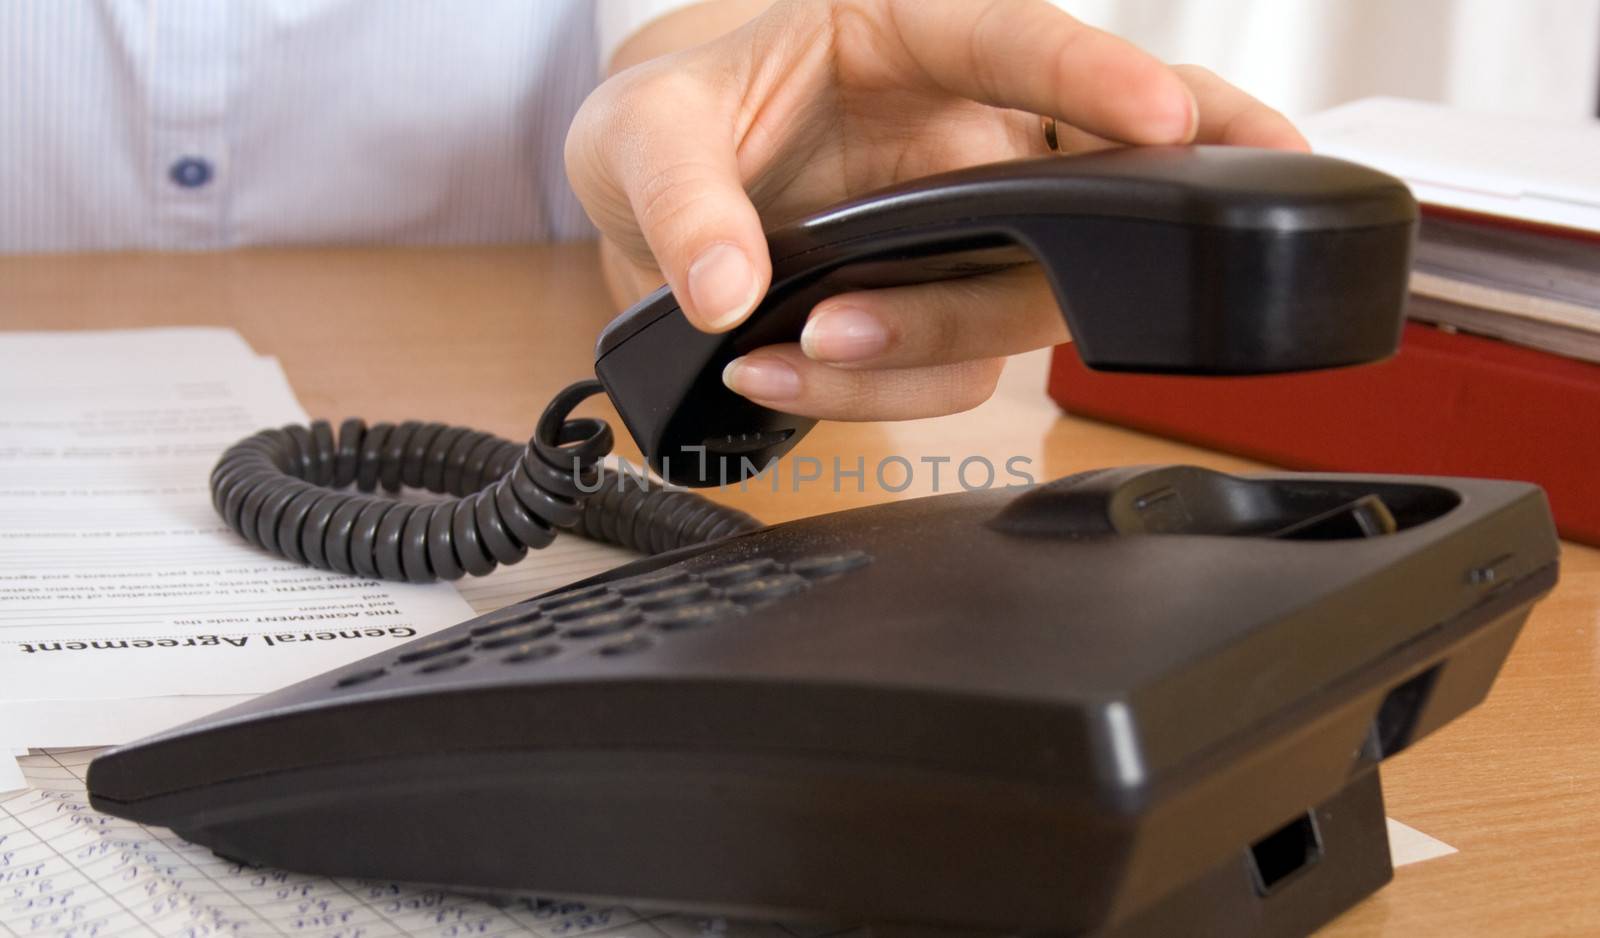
[169,157,213,189]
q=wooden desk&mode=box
[4,245,1596,936]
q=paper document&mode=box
[1,696,257,750]
[1,539,634,746]
[2,750,830,938]
[1,328,645,749]
[0,330,477,744]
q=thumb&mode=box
[571,77,770,332]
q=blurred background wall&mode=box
[1056,0,1600,119]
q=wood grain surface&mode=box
[3,244,1595,936]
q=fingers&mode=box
[565,70,771,332]
[722,267,1062,420]
[723,345,1007,421]
[720,263,1059,420]
[1038,65,1308,156]
[887,0,1196,145]
[1171,65,1309,151]
[798,266,1067,368]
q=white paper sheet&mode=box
[0,533,637,746]
[4,747,25,793]
[1303,97,1600,232]
[0,327,259,370]
[0,328,652,749]
[0,696,256,749]
[1,749,835,938]
[0,754,20,796]
[0,330,477,741]
[1387,817,1459,867]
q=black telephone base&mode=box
[89,466,1556,938]
[191,766,1391,938]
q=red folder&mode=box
[1047,322,1600,545]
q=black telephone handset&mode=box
[87,147,1561,938]
[596,145,1415,485]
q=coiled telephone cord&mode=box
[209,380,760,583]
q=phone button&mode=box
[650,600,743,631]
[789,551,873,579]
[703,558,779,586]
[638,582,713,610]
[547,593,625,621]
[397,635,470,663]
[503,643,561,665]
[724,573,810,604]
[335,668,387,688]
[597,635,655,657]
[471,605,541,635]
[478,622,558,650]
[616,569,693,595]
[417,654,471,674]
[562,609,644,639]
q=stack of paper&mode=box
[1304,96,1600,232]
[0,328,635,786]
[1406,215,1600,364]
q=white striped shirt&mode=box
[4,1,1590,253]
[0,0,693,253]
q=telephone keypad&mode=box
[341,548,874,691]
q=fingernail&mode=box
[722,356,800,401]
[801,305,891,362]
[1182,88,1200,142]
[688,242,760,330]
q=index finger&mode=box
[883,0,1197,145]
[1173,65,1310,150]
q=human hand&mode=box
[565,0,1306,421]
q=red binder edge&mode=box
[1047,323,1600,545]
